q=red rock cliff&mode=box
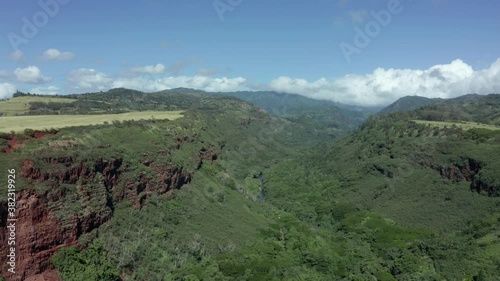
[0,145,215,280]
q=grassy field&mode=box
[0,96,77,116]
[0,111,184,132]
[413,120,500,130]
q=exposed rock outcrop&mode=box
[421,157,498,197]
[1,146,217,279]
[121,163,192,208]
[1,190,69,281]
[437,158,482,182]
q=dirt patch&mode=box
[2,131,57,153]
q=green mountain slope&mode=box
[205,90,371,130]
[379,93,495,115]
[264,94,500,280]
[1,90,499,280]
[15,87,371,139]
[379,96,442,114]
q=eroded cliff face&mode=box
[1,190,70,281]
[1,144,218,280]
[122,163,192,208]
[437,158,483,182]
[421,157,499,197]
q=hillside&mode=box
[264,94,500,280]
[7,88,370,137]
[379,96,442,114]
[0,89,370,280]
[0,92,315,280]
[0,90,499,280]
[203,90,372,130]
[380,93,498,115]
[232,91,371,128]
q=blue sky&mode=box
[0,0,499,106]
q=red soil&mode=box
[2,131,57,153]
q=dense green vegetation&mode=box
[205,90,371,131]
[379,96,442,114]
[7,88,371,134]
[51,242,120,281]
[1,89,499,280]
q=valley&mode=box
[0,89,499,281]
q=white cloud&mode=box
[10,50,24,61]
[63,59,500,107]
[130,64,166,75]
[42,49,75,61]
[269,59,500,107]
[31,86,60,95]
[66,66,247,93]
[67,68,112,90]
[348,10,368,24]
[0,83,16,99]
[112,75,247,92]
[14,66,51,84]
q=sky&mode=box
[0,0,499,106]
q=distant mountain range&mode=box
[379,93,489,114]
[164,88,494,117]
[163,88,378,114]
[379,96,443,113]
[163,88,375,130]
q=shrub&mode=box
[51,242,120,281]
[24,128,35,137]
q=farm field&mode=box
[413,120,500,130]
[0,111,184,132]
[0,96,77,116]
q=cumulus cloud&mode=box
[31,86,60,95]
[0,83,17,99]
[67,68,112,90]
[124,59,200,77]
[269,59,500,107]
[348,10,368,24]
[66,64,247,93]
[63,59,499,106]
[10,50,24,61]
[42,49,75,61]
[14,66,51,84]
[112,75,247,92]
[130,64,166,75]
